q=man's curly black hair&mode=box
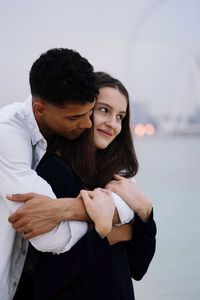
[29,48,98,105]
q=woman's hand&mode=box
[80,188,115,238]
[105,175,152,223]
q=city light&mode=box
[132,123,156,137]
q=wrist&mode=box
[136,199,152,223]
[95,224,112,239]
[58,197,90,221]
[56,198,74,221]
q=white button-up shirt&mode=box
[0,97,133,300]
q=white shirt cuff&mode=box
[63,220,88,252]
[112,192,134,226]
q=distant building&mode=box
[130,101,158,137]
[130,102,158,128]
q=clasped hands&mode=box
[7,175,151,242]
[7,188,116,239]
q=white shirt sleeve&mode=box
[0,126,88,254]
[112,176,136,226]
[30,220,88,254]
[112,192,134,225]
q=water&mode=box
[133,135,200,300]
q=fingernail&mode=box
[6,194,13,198]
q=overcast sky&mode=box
[0,0,200,117]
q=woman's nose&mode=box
[105,116,117,128]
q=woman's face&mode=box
[93,87,127,149]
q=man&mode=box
[0,48,133,300]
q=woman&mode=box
[31,72,156,299]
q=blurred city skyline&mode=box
[0,0,200,118]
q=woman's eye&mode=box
[99,107,108,113]
[116,114,124,121]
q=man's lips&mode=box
[97,129,113,137]
[72,130,84,136]
[67,131,84,139]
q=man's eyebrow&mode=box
[96,102,126,114]
[66,108,94,118]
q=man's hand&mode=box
[7,190,119,239]
[107,224,133,245]
[80,188,115,238]
[7,193,65,239]
[105,175,152,222]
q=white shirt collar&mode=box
[23,96,47,148]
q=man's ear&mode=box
[32,98,46,117]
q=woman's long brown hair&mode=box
[47,72,139,189]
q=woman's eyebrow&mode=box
[96,102,110,107]
[96,102,126,114]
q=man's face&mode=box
[34,100,95,139]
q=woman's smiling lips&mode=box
[97,128,113,137]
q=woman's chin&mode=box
[94,140,110,150]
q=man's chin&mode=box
[65,133,83,140]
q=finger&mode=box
[95,188,111,196]
[23,228,45,239]
[23,231,35,239]
[113,174,124,180]
[105,185,113,191]
[8,212,21,223]
[105,180,117,189]
[11,219,25,230]
[87,191,94,198]
[81,190,94,199]
[106,180,115,185]
[105,183,117,191]
[6,193,35,202]
[15,226,29,234]
[80,190,92,204]
[95,188,106,192]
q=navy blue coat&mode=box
[31,154,156,300]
